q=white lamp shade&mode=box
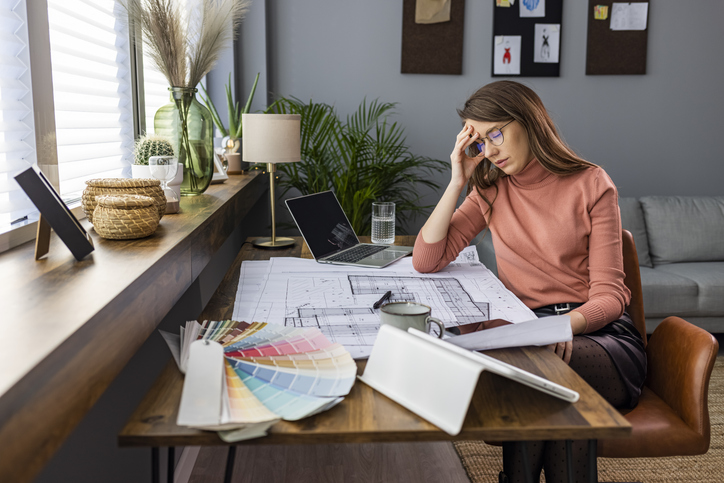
[241,113,301,164]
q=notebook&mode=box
[285,191,413,268]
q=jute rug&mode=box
[454,358,724,482]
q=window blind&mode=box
[0,0,37,227]
[47,0,134,197]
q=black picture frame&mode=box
[14,167,94,261]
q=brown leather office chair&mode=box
[597,230,719,458]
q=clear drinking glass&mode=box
[371,201,395,244]
[149,155,179,201]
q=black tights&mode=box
[501,337,628,483]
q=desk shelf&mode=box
[0,173,267,483]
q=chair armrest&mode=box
[645,316,718,437]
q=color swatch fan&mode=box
[161,320,357,442]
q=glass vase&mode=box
[154,87,214,196]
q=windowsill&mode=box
[0,202,86,254]
[0,171,267,482]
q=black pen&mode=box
[372,290,392,309]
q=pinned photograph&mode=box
[534,24,560,63]
[493,36,521,75]
[520,0,545,18]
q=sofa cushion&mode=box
[655,262,724,315]
[619,197,653,267]
[640,196,724,265]
[639,266,699,317]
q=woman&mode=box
[412,81,646,483]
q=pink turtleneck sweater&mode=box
[413,159,630,334]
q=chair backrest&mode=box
[622,229,647,347]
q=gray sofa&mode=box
[475,196,724,334]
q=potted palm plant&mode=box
[271,97,448,235]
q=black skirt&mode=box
[533,304,647,409]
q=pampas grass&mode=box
[119,0,250,88]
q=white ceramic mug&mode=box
[379,302,445,338]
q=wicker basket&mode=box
[82,178,165,224]
[92,194,160,240]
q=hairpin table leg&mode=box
[167,446,175,483]
[588,439,598,483]
[223,446,237,483]
[152,447,159,483]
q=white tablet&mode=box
[408,328,579,403]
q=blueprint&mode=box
[233,247,536,359]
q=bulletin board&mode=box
[401,0,466,75]
[492,0,564,77]
[585,1,649,75]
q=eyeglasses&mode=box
[474,120,514,151]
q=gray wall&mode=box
[235,0,724,234]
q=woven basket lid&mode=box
[86,178,161,188]
[96,194,155,209]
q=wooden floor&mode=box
[189,442,472,483]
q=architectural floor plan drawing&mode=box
[233,247,536,359]
[348,275,490,325]
[286,307,379,351]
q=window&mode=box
[142,52,170,137]
[0,0,37,227]
[46,0,134,198]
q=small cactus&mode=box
[133,134,175,165]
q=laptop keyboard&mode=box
[325,244,388,263]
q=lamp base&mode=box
[253,237,296,249]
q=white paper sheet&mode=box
[534,24,560,64]
[232,247,536,359]
[610,3,648,31]
[445,315,572,351]
[520,0,545,18]
[494,36,522,76]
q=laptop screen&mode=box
[285,191,360,259]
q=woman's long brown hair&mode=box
[457,81,597,215]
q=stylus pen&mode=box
[373,291,392,309]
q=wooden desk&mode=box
[120,235,631,481]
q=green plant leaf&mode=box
[199,83,228,137]
[198,72,262,140]
[274,97,447,235]
[242,72,260,114]
[225,75,238,137]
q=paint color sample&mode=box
[176,319,355,429]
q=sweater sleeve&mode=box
[575,170,632,333]
[412,189,489,273]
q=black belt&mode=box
[533,302,585,316]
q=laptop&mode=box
[285,191,413,268]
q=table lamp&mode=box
[242,113,301,248]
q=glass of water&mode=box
[371,201,395,244]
